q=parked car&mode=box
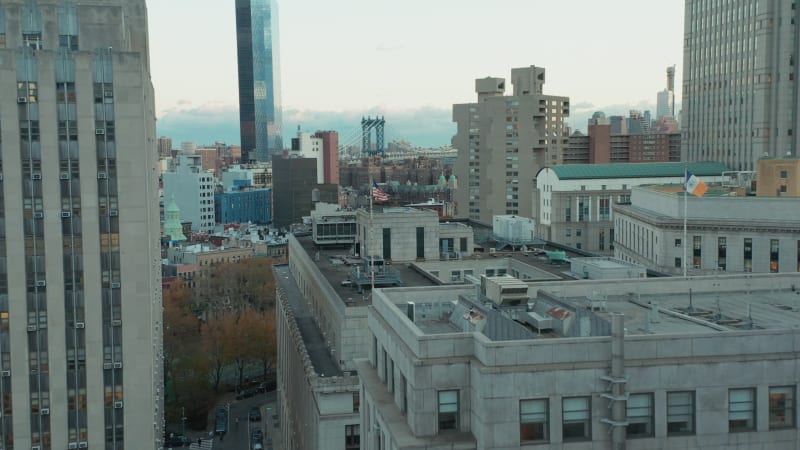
[257,380,276,393]
[164,432,189,447]
[251,429,263,449]
[214,407,227,435]
[249,406,262,422]
[236,387,259,400]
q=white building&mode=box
[358,273,800,450]
[614,185,800,275]
[453,66,570,222]
[534,162,730,253]
[0,0,162,448]
[291,131,325,184]
[682,0,799,170]
[163,154,216,232]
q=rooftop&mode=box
[546,161,730,180]
[380,274,800,341]
[274,264,341,377]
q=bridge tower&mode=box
[361,116,386,156]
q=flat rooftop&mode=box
[274,264,341,377]
[295,236,437,306]
[382,275,800,340]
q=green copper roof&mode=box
[548,162,731,180]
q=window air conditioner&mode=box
[68,443,78,450]
[113,362,122,369]
[40,408,49,415]
[78,443,88,449]
[60,173,70,180]
[75,322,85,329]
[103,362,113,370]
[36,280,46,287]
[61,212,72,218]
[27,325,37,332]
[33,212,43,219]
[109,209,119,217]
[95,128,105,135]
[31,173,42,180]
[0,371,9,377]
[114,401,123,409]
[17,97,27,103]
[111,320,122,327]
[111,282,121,289]
[97,172,107,179]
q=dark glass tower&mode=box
[236,0,283,162]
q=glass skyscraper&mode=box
[236,0,284,162]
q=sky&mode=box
[147,0,685,148]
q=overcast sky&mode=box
[147,0,685,147]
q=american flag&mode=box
[372,182,390,202]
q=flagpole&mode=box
[683,162,688,278]
[369,158,375,292]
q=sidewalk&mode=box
[262,394,283,450]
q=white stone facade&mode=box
[163,154,216,232]
[614,186,800,274]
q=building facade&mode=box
[314,130,340,185]
[214,188,272,224]
[235,0,283,162]
[535,162,730,253]
[162,154,215,232]
[756,157,800,197]
[0,0,162,448]
[682,0,799,170]
[453,66,570,222]
[157,136,172,158]
[358,273,800,450]
[614,186,800,274]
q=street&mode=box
[212,390,280,450]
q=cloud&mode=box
[157,105,455,148]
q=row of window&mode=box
[514,386,795,443]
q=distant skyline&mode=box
[147,0,684,147]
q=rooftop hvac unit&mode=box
[60,173,70,180]
[17,96,27,103]
[74,322,84,329]
[114,401,123,409]
[61,212,72,218]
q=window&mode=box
[744,238,753,272]
[577,196,589,222]
[576,229,582,237]
[520,399,548,442]
[675,257,681,268]
[438,390,459,431]
[562,396,591,440]
[382,228,391,260]
[345,424,360,450]
[675,238,682,247]
[770,239,779,272]
[667,391,695,435]
[416,227,425,259]
[400,373,408,415]
[729,388,756,432]
[353,391,360,413]
[565,197,572,222]
[718,237,727,271]
[598,196,611,221]
[627,393,654,437]
[769,386,795,429]
[693,236,702,268]
[565,228,571,237]
[780,170,788,178]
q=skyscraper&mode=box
[453,66,570,222]
[236,0,284,163]
[682,0,799,170]
[0,0,162,448]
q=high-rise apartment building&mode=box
[236,0,283,163]
[453,66,570,222]
[657,65,677,120]
[163,155,216,233]
[157,136,172,158]
[682,0,799,170]
[0,1,162,448]
[313,131,340,185]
